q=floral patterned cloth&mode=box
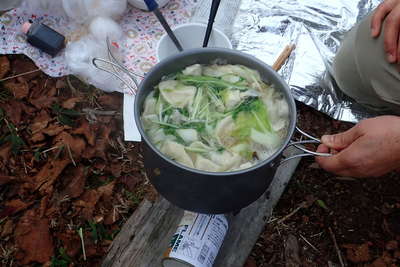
[0,0,196,78]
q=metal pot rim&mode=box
[134,47,297,176]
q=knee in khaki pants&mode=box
[333,14,400,114]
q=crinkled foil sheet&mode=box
[229,0,382,123]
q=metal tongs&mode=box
[92,37,141,95]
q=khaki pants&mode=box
[333,13,400,114]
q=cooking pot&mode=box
[134,48,330,214]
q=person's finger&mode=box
[315,153,346,174]
[371,0,397,37]
[316,144,329,153]
[383,5,400,62]
[320,126,362,150]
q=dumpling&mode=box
[215,116,236,147]
[203,65,261,84]
[221,89,241,110]
[143,93,157,116]
[160,140,194,168]
[232,162,253,171]
[176,129,198,143]
[159,80,196,108]
[141,114,158,129]
[209,150,242,171]
[261,91,289,132]
[194,155,221,172]
[182,64,202,76]
[147,128,167,146]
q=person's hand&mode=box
[371,0,400,63]
[315,116,400,177]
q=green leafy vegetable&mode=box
[231,97,273,141]
[153,88,160,99]
[182,122,206,133]
[177,74,249,91]
[163,126,186,145]
[162,106,174,117]
[178,107,189,117]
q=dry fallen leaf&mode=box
[74,181,115,220]
[104,208,120,225]
[42,124,66,137]
[55,79,66,89]
[98,94,122,110]
[14,209,54,264]
[343,243,371,263]
[1,219,14,238]
[11,58,41,81]
[119,174,141,192]
[368,251,393,267]
[57,231,81,258]
[0,143,12,162]
[30,96,58,109]
[54,132,86,158]
[62,97,83,109]
[3,199,33,215]
[74,190,100,220]
[109,162,122,178]
[0,175,16,186]
[98,180,115,203]
[30,110,51,134]
[4,80,30,99]
[34,158,71,195]
[31,132,45,143]
[95,125,112,160]
[0,56,10,79]
[73,119,96,146]
[0,100,23,125]
[61,165,87,198]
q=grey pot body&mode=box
[134,48,297,214]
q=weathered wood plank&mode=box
[102,147,301,267]
[102,198,183,267]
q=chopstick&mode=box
[203,0,221,47]
[272,44,296,71]
[144,0,183,52]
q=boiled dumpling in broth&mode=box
[141,64,289,172]
[160,140,194,168]
[159,80,196,108]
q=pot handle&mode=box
[280,127,332,165]
[92,37,143,95]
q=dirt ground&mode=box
[1,54,400,267]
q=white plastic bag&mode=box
[89,16,123,42]
[65,35,127,93]
[62,0,127,23]
[21,0,65,16]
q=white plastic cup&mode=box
[156,22,233,62]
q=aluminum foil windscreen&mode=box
[194,0,383,123]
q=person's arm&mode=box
[316,116,400,177]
